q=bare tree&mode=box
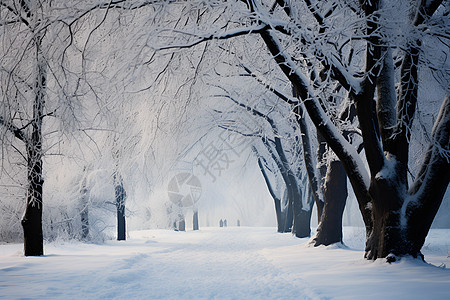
[0,0,55,255]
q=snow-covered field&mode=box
[0,227,449,299]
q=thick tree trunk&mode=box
[365,175,412,261]
[115,177,126,241]
[289,183,311,238]
[293,207,312,238]
[22,154,44,256]
[364,165,438,261]
[366,97,450,261]
[312,160,347,246]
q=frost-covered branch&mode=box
[153,23,281,51]
[0,2,30,27]
[0,117,27,143]
[240,64,298,105]
[394,0,443,165]
[271,0,361,93]
[259,28,369,191]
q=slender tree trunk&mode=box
[115,176,126,241]
[257,157,285,232]
[178,214,186,231]
[80,206,89,240]
[282,190,293,232]
[293,97,324,222]
[273,136,310,238]
[80,177,89,240]
[315,132,327,221]
[274,198,285,233]
[193,210,199,230]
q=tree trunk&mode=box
[294,103,324,220]
[365,168,409,260]
[178,215,186,231]
[282,190,293,232]
[315,132,328,221]
[80,206,89,240]
[366,97,450,261]
[289,183,312,238]
[22,151,44,256]
[364,163,443,261]
[80,178,89,240]
[193,210,199,230]
[22,39,46,256]
[293,206,313,238]
[257,157,285,232]
[115,177,126,241]
[312,160,347,246]
[270,132,311,238]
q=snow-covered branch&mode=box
[259,28,370,191]
[153,23,279,51]
[0,117,27,143]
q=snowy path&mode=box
[1,227,449,299]
[0,228,315,299]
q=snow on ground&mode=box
[0,227,449,299]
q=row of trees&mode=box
[170,0,449,261]
[1,0,448,262]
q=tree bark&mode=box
[80,177,89,240]
[272,136,311,238]
[22,36,46,256]
[312,160,347,246]
[177,215,186,231]
[315,131,328,220]
[282,190,293,232]
[257,157,284,232]
[115,176,126,241]
[365,96,450,261]
[80,206,89,241]
[193,210,199,230]
[22,148,44,256]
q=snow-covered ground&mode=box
[0,227,449,299]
